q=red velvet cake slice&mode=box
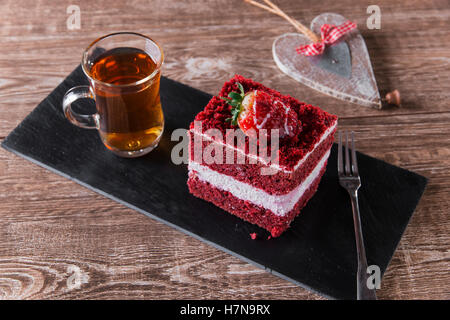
[187,75,337,237]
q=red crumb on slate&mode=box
[250,233,257,240]
[267,236,272,240]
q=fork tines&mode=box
[338,131,359,178]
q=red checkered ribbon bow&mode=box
[296,21,357,56]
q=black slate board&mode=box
[2,65,427,299]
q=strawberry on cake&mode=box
[187,75,337,237]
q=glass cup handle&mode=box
[62,86,99,129]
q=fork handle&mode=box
[349,191,377,300]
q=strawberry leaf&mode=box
[218,82,246,126]
[228,92,242,101]
[237,83,245,96]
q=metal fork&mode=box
[338,131,377,300]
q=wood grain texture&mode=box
[0,0,449,300]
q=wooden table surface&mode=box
[0,0,449,300]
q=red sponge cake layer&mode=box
[189,124,336,195]
[188,155,329,237]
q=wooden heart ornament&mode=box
[273,13,382,109]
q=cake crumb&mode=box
[267,235,272,240]
[250,233,257,240]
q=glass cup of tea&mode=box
[62,32,164,158]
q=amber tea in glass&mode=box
[62,32,164,158]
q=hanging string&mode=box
[244,0,320,43]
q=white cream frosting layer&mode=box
[188,149,331,216]
[191,120,336,173]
